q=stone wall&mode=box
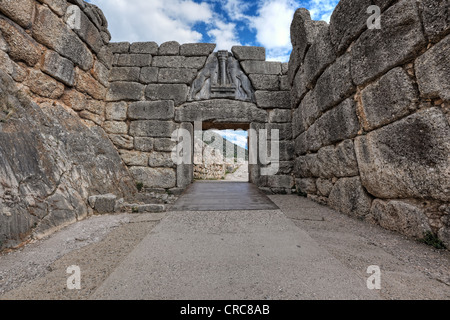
[290,0,450,246]
[106,42,294,193]
[0,0,136,249]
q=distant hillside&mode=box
[202,131,248,161]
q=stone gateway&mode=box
[0,0,448,250]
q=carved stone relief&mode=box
[188,50,256,103]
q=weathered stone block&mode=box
[266,123,292,141]
[415,34,450,102]
[306,98,359,151]
[79,110,104,126]
[269,109,291,123]
[149,152,175,168]
[103,121,128,135]
[129,167,176,189]
[98,46,114,69]
[280,75,289,91]
[355,107,450,202]
[351,0,426,86]
[329,0,372,55]
[37,0,68,17]
[267,175,294,189]
[120,150,149,166]
[154,138,176,152]
[106,81,144,101]
[88,194,117,214]
[158,41,180,55]
[296,178,317,194]
[106,102,127,121]
[302,26,336,88]
[42,50,75,86]
[109,42,130,53]
[294,132,307,156]
[420,0,450,42]
[297,90,319,133]
[241,61,281,75]
[0,16,41,67]
[26,69,65,99]
[368,199,432,238]
[152,56,206,69]
[85,100,105,116]
[158,68,198,84]
[145,84,188,106]
[314,53,354,113]
[0,0,35,28]
[316,178,333,197]
[33,6,93,71]
[92,60,109,87]
[61,89,88,111]
[116,54,152,67]
[128,101,175,120]
[129,120,177,138]
[134,137,154,152]
[231,46,265,61]
[180,43,216,56]
[360,67,418,131]
[255,91,290,109]
[249,74,279,91]
[75,69,106,100]
[140,67,159,84]
[290,66,309,109]
[130,41,158,54]
[316,140,359,178]
[108,134,134,150]
[109,67,141,82]
[328,177,372,218]
[72,9,103,54]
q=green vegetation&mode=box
[136,182,144,192]
[420,231,446,249]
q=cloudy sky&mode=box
[88,0,339,62]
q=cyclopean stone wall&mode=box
[0,0,137,249]
[290,0,450,246]
[105,42,293,194]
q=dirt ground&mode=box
[0,195,449,300]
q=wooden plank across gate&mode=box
[170,181,279,211]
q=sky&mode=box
[213,130,248,150]
[88,0,339,62]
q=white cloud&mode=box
[90,0,213,44]
[207,20,241,50]
[213,130,248,150]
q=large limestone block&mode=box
[355,108,450,202]
[420,0,450,42]
[33,6,94,71]
[415,35,450,102]
[328,177,373,218]
[314,53,354,113]
[158,68,198,84]
[316,140,359,178]
[368,199,432,239]
[128,101,174,120]
[175,100,267,123]
[329,0,372,55]
[181,43,216,56]
[0,16,42,67]
[360,67,418,131]
[130,42,158,54]
[351,0,426,86]
[240,61,281,75]
[145,84,188,106]
[0,0,35,28]
[255,91,290,109]
[231,46,265,61]
[109,67,141,82]
[129,167,176,189]
[42,50,75,86]
[129,120,177,138]
[106,81,144,101]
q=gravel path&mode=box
[1,195,448,300]
[224,161,248,181]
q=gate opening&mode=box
[194,123,249,182]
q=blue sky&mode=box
[88,0,339,62]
